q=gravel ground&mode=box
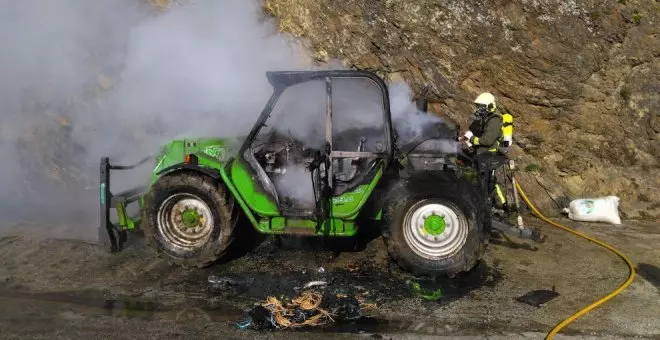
[0,218,658,339]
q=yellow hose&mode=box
[513,181,636,339]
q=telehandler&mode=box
[100,70,540,276]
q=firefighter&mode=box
[459,92,513,212]
[460,92,503,153]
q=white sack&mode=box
[562,196,622,225]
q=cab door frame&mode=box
[236,71,395,219]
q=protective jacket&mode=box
[467,113,503,154]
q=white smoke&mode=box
[0,0,456,238]
[0,0,314,233]
[389,81,459,153]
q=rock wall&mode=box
[264,0,659,219]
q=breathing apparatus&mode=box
[471,92,514,148]
[473,104,492,120]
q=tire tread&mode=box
[381,172,488,277]
[141,171,237,268]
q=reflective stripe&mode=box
[488,140,500,152]
[472,136,480,145]
[495,184,507,204]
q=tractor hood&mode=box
[152,136,243,175]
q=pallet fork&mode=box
[99,157,151,252]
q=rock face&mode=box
[264,0,659,219]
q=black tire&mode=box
[141,171,237,268]
[381,173,489,277]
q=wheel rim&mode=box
[403,200,468,260]
[157,193,214,251]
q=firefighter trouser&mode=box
[474,152,509,210]
[490,164,508,209]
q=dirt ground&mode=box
[0,217,658,339]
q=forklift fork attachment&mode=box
[99,156,151,252]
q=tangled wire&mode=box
[238,289,378,330]
[262,292,334,328]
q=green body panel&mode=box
[113,137,385,237]
[218,163,260,228]
[330,167,383,219]
[150,137,239,184]
[229,159,279,216]
[258,217,356,236]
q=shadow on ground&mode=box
[488,230,539,251]
[637,263,660,291]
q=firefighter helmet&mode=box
[474,92,496,112]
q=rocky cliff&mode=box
[264,0,660,219]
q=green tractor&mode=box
[100,70,539,277]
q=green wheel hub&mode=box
[181,209,201,228]
[424,215,446,236]
[403,200,468,259]
[157,193,215,251]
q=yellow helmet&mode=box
[474,92,496,112]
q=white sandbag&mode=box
[562,196,622,225]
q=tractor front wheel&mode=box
[382,176,487,277]
[142,172,237,268]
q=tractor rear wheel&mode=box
[382,174,488,277]
[141,171,237,268]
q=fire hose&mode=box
[513,180,636,339]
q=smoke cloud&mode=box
[0,0,314,236]
[389,81,459,153]
[0,0,456,240]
